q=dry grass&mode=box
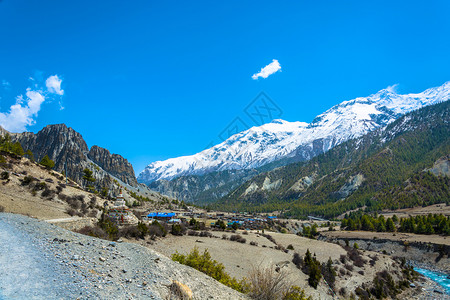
[246,264,290,300]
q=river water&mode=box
[414,267,450,295]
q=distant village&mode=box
[106,191,279,230]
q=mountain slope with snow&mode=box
[138,82,450,184]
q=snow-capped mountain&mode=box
[138,82,450,184]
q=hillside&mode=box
[0,124,144,196]
[214,101,450,218]
[0,150,177,224]
[142,82,450,204]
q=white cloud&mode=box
[0,74,65,132]
[46,75,64,95]
[2,80,10,87]
[386,84,399,93]
[252,59,282,80]
[0,89,46,132]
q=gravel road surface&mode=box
[0,213,246,300]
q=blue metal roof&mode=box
[147,212,176,218]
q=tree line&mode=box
[341,212,450,235]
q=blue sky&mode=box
[1,0,449,173]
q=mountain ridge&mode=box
[140,82,450,204]
[213,101,450,218]
[139,82,450,185]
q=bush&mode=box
[77,226,107,239]
[39,155,55,170]
[98,213,119,240]
[119,225,141,239]
[41,188,55,199]
[246,265,289,299]
[283,286,310,300]
[292,253,303,269]
[21,175,35,185]
[355,287,370,300]
[347,248,366,268]
[287,244,294,250]
[171,224,185,236]
[262,233,277,244]
[0,205,5,212]
[199,231,212,238]
[275,244,286,252]
[344,263,354,272]
[172,247,246,293]
[56,185,63,194]
[230,234,246,243]
[370,270,399,298]
[321,257,336,290]
[250,241,258,246]
[246,265,310,300]
[1,171,9,180]
[148,220,167,238]
[66,196,81,210]
[33,182,47,191]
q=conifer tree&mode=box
[40,155,55,169]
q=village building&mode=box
[107,190,138,225]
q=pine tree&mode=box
[25,150,34,161]
[392,214,399,224]
[386,218,396,232]
[39,155,55,169]
[11,142,24,156]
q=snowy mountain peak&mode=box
[138,82,450,184]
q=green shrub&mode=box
[1,171,9,180]
[39,155,55,170]
[171,223,185,236]
[98,212,119,240]
[172,247,246,292]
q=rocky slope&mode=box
[0,213,246,299]
[148,169,259,204]
[1,124,138,193]
[139,81,450,186]
[87,145,137,186]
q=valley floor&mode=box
[130,229,448,299]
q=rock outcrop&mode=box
[88,145,138,186]
[1,124,137,192]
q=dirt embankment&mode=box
[320,231,450,273]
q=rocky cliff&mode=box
[87,145,137,186]
[1,124,138,192]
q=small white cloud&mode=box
[0,89,46,132]
[2,80,10,87]
[46,75,64,95]
[386,84,399,93]
[252,59,282,80]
